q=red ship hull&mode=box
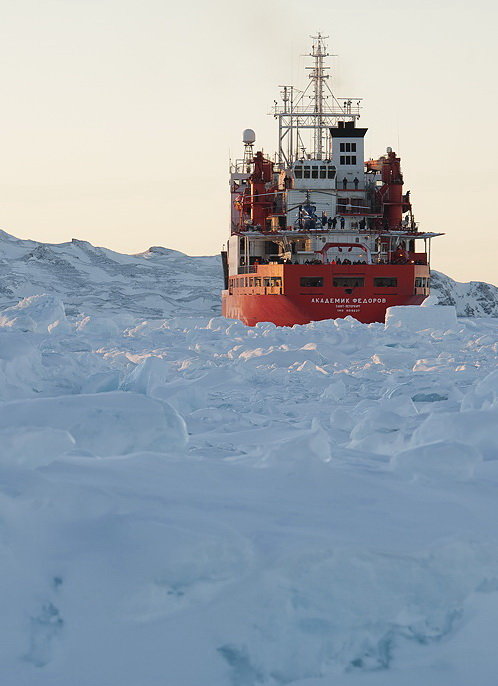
[222,264,429,326]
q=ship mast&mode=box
[309,33,329,160]
[273,34,362,167]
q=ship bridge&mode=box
[291,160,336,185]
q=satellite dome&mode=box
[243,129,256,144]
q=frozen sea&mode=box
[0,231,497,686]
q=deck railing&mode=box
[238,257,427,271]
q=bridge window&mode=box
[304,166,311,179]
[320,166,327,179]
[263,277,282,288]
[333,277,365,288]
[294,166,302,178]
[414,277,428,288]
[300,277,323,287]
[328,167,336,179]
[339,143,357,153]
[374,277,398,287]
[312,167,318,179]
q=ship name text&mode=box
[310,297,387,304]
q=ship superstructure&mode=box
[221,34,442,326]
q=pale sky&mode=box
[0,0,496,285]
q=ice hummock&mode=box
[0,232,497,685]
[386,304,458,331]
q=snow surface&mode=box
[0,231,497,685]
[430,270,498,317]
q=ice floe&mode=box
[0,234,497,685]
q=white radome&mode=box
[243,128,256,144]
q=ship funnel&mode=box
[243,129,256,145]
